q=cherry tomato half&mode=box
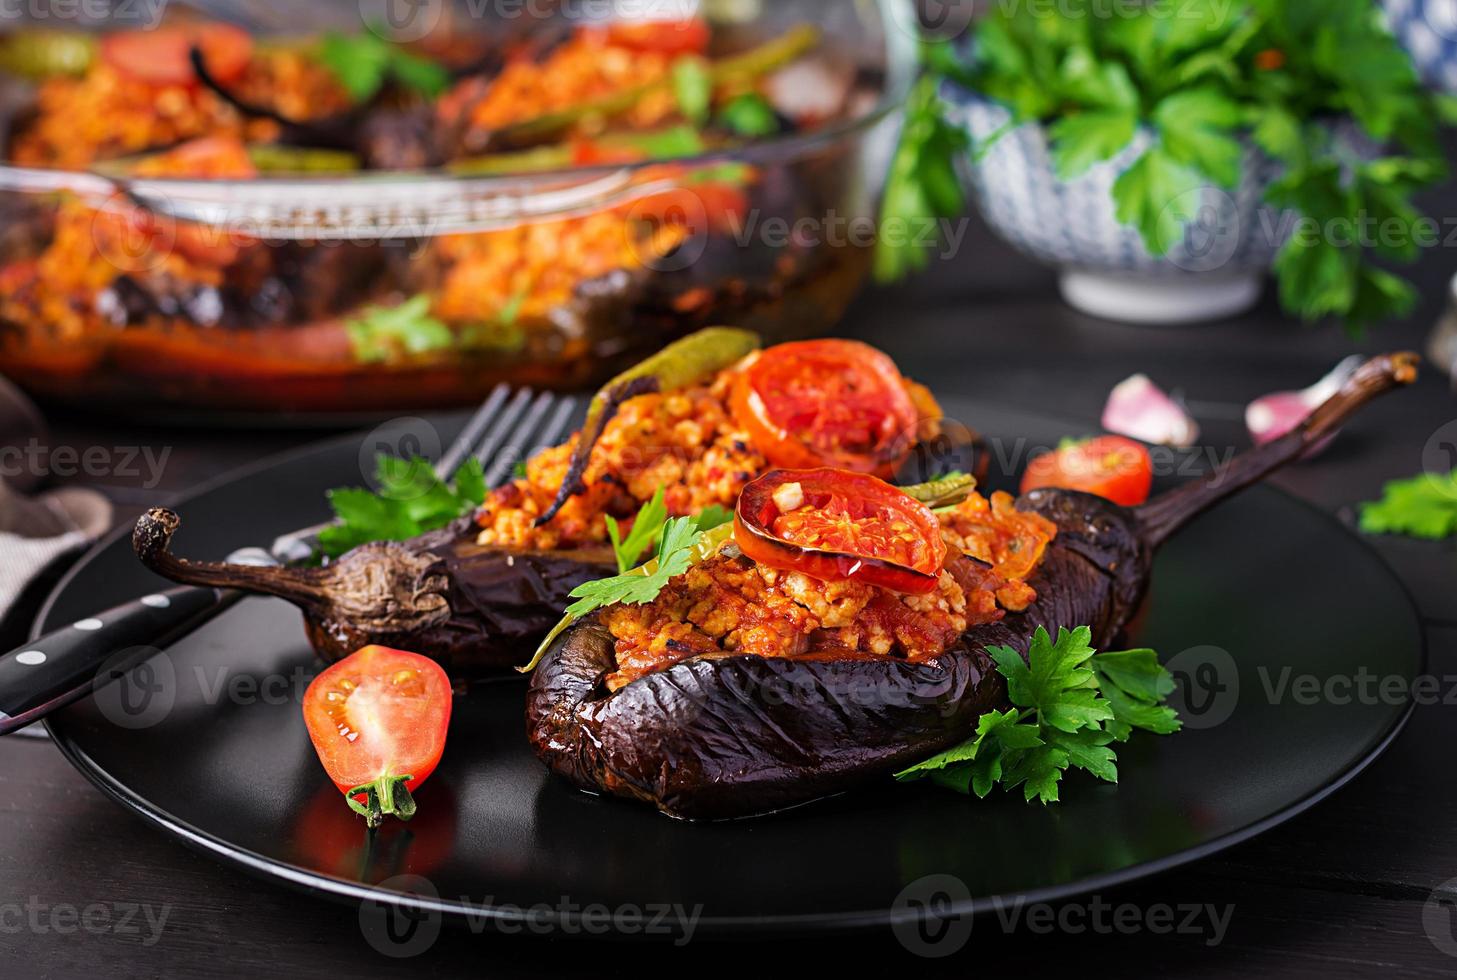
[1020,435,1154,507]
[100,24,254,87]
[302,646,452,828]
[734,468,947,594]
[606,18,710,55]
[730,340,923,476]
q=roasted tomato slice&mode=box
[302,646,452,828]
[606,18,711,55]
[730,339,924,475]
[734,468,947,594]
[100,24,254,87]
[1020,435,1154,507]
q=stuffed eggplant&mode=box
[133,329,954,676]
[527,352,1418,820]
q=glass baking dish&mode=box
[0,0,914,418]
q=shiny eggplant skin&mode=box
[527,491,1144,820]
[527,353,1418,820]
[133,509,615,677]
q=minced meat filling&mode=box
[476,372,767,551]
[601,491,1058,691]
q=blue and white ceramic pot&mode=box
[950,93,1376,325]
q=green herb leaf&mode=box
[346,294,454,363]
[691,504,735,533]
[1152,87,1242,187]
[316,32,448,103]
[896,627,1181,805]
[1249,103,1306,166]
[605,487,669,574]
[718,93,780,137]
[1048,109,1137,180]
[319,455,487,558]
[1360,469,1457,540]
[874,74,969,282]
[565,516,704,618]
[1111,147,1205,256]
[672,56,713,127]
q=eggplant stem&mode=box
[132,508,335,610]
[1136,352,1419,549]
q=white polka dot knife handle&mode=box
[0,586,240,735]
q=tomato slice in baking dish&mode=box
[729,339,922,475]
[101,24,254,87]
[606,18,711,55]
[733,468,947,594]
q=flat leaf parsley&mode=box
[882,0,1450,333]
[1359,469,1457,540]
[896,626,1181,803]
[319,454,487,559]
[604,488,734,573]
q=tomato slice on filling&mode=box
[729,340,923,476]
[302,646,452,826]
[734,468,947,594]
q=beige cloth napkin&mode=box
[0,480,112,622]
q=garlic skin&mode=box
[1102,374,1201,449]
[1246,356,1364,452]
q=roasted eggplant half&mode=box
[133,330,963,675]
[527,353,1418,820]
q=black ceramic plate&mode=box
[37,401,1424,937]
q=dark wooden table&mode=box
[4,198,1457,977]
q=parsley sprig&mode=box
[319,454,486,559]
[317,32,450,103]
[896,626,1181,803]
[604,486,733,573]
[882,0,1449,333]
[346,294,454,364]
[875,70,970,283]
[522,510,733,673]
[1360,469,1457,540]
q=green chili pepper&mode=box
[0,30,96,80]
[534,327,761,527]
[901,473,977,509]
[246,144,361,173]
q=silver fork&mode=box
[0,387,576,737]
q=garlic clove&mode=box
[1102,374,1201,448]
[1246,356,1365,452]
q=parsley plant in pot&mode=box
[879,0,1451,330]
